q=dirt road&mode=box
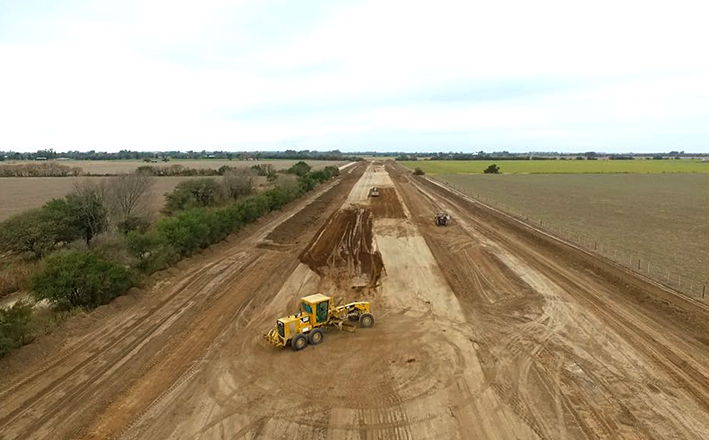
[2,162,709,439]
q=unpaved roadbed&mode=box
[1,161,709,439]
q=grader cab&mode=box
[264,294,374,351]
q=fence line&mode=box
[442,178,708,301]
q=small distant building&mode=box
[35,156,47,161]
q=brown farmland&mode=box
[436,173,709,298]
[0,176,239,221]
[1,162,709,439]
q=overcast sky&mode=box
[1,0,707,153]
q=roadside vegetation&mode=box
[0,164,341,357]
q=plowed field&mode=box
[2,161,709,439]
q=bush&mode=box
[223,168,254,199]
[483,164,500,174]
[0,206,78,258]
[65,183,109,245]
[413,167,425,175]
[31,250,136,309]
[0,260,40,297]
[90,232,136,267]
[251,164,276,177]
[164,178,225,213]
[0,301,34,358]
[288,161,312,177]
[127,167,340,275]
[126,230,178,274]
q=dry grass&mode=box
[0,259,40,298]
[436,173,709,296]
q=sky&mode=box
[1,0,708,153]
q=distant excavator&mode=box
[264,294,374,351]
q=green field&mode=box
[434,173,709,298]
[400,159,709,174]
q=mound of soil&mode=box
[299,208,384,290]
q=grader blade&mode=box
[332,320,357,332]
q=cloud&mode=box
[0,0,707,152]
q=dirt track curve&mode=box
[2,161,709,439]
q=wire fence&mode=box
[441,179,708,301]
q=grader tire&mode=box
[359,313,375,328]
[309,329,324,345]
[291,334,308,351]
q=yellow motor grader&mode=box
[264,294,374,351]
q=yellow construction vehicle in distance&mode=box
[264,294,374,351]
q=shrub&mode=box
[0,301,34,358]
[223,168,254,199]
[65,183,109,245]
[483,164,500,174]
[413,167,425,175]
[126,230,178,274]
[156,210,213,257]
[251,164,275,177]
[288,161,311,177]
[90,232,136,267]
[0,260,40,297]
[0,206,79,258]
[31,250,136,309]
[164,178,225,213]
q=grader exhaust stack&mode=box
[264,294,374,351]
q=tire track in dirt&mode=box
[391,162,709,439]
[0,164,368,440]
[0,254,255,440]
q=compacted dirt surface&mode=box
[2,161,709,439]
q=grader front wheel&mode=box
[359,313,375,328]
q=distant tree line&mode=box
[0,149,363,162]
[395,151,708,161]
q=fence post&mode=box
[679,274,682,287]
[637,258,641,271]
[703,285,706,299]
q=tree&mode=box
[31,250,135,309]
[483,164,500,174]
[0,204,78,258]
[107,173,154,233]
[163,178,225,213]
[223,168,254,199]
[66,182,109,245]
[288,161,311,177]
